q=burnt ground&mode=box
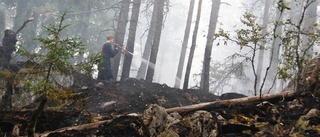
[0,73,320,136]
[74,78,220,115]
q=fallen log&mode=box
[166,90,296,114]
[38,120,111,137]
[37,115,150,137]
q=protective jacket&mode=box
[97,42,118,81]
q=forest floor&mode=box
[0,72,320,136]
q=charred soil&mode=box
[0,67,320,136]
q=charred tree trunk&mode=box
[183,0,203,90]
[200,0,221,92]
[121,0,141,80]
[27,97,47,137]
[113,0,130,80]
[145,0,165,82]
[0,82,13,111]
[1,18,34,64]
[2,29,17,64]
[174,0,195,88]
[136,0,159,80]
[0,18,34,110]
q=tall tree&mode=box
[20,14,97,136]
[183,0,203,90]
[136,0,160,80]
[145,0,165,82]
[113,0,130,80]
[121,0,141,79]
[200,0,221,92]
[256,0,271,93]
[278,0,320,93]
[214,12,269,96]
[266,1,284,93]
[174,0,195,88]
[301,0,318,57]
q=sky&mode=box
[121,0,248,91]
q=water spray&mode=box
[116,44,155,69]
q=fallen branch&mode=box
[38,120,111,137]
[166,90,296,114]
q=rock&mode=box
[181,110,217,137]
[142,104,171,136]
[94,82,104,89]
[298,58,320,96]
[294,109,320,136]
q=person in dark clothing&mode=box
[97,35,119,81]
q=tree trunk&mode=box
[174,0,195,88]
[200,0,221,92]
[1,17,33,65]
[166,90,295,114]
[2,29,17,64]
[121,0,141,80]
[145,0,165,82]
[113,0,130,80]
[74,2,92,64]
[301,0,318,57]
[136,0,159,80]
[295,1,318,93]
[183,0,203,90]
[39,120,111,137]
[256,0,270,94]
[0,82,13,111]
[0,18,33,111]
[27,97,47,137]
[266,3,284,94]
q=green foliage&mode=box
[16,12,97,101]
[214,12,270,95]
[277,1,320,82]
[216,12,269,51]
[11,1,118,63]
[214,1,320,95]
[277,0,291,12]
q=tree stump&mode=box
[1,29,18,64]
[0,18,34,111]
[0,17,34,66]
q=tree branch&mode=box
[15,17,35,34]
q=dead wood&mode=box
[38,120,111,137]
[15,17,35,34]
[166,90,296,114]
[0,18,35,135]
[1,17,34,65]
